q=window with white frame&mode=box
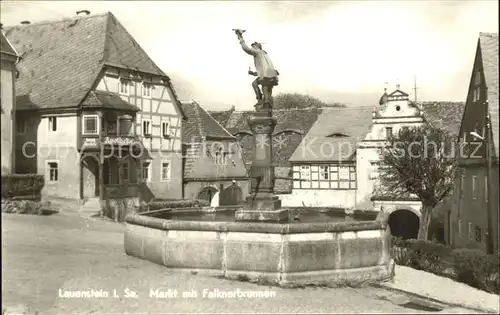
[141,161,152,182]
[319,165,329,180]
[161,161,170,181]
[82,115,99,135]
[369,161,380,179]
[161,121,170,138]
[300,165,310,179]
[293,164,356,189]
[468,222,473,240]
[119,79,131,95]
[47,161,59,182]
[48,117,57,132]
[16,117,26,134]
[143,83,152,98]
[142,119,152,136]
[472,175,477,199]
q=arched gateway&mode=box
[388,209,420,239]
[197,187,219,207]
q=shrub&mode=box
[453,248,500,294]
[407,239,451,274]
[391,237,413,265]
[391,236,500,294]
[390,237,453,276]
[1,174,44,199]
[1,199,53,215]
[147,199,210,211]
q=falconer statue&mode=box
[234,29,279,110]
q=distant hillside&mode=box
[273,93,347,110]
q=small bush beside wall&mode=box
[1,199,54,215]
[391,236,499,294]
[1,174,44,200]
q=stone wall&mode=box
[278,189,356,208]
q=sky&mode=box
[1,1,498,111]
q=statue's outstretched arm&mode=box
[239,39,257,56]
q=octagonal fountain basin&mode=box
[124,208,394,287]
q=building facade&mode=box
[284,106,372,208]
[283,87,464,239]
[6,12,185,202]
[448,32,499,254]
[182,101,249,206]
[0,31,19,174]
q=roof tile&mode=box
[5,12,172,111]
[209,108,234,127]
[479,33,499,157]
[422,102,465,138]
[181,101,234,142]
[289,107,373,162]
[81,90,139,112]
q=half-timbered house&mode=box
[5,11,185,205]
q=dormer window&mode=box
[327,132,348,138]
[119,79,131,95]
[214,147,228,165]
[143,83,152,98]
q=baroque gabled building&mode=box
[5,11,186,202]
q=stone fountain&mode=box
[123,30,394,286]
[124,102,394,285]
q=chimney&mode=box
[76,10,91,16]
[20,21,31,25]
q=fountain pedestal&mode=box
[235,109,289,222]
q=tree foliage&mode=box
[273,93,347,110]
[377,125,459,240]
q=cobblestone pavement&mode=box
[0,211,463,314]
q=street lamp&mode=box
[469,100,494,254]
